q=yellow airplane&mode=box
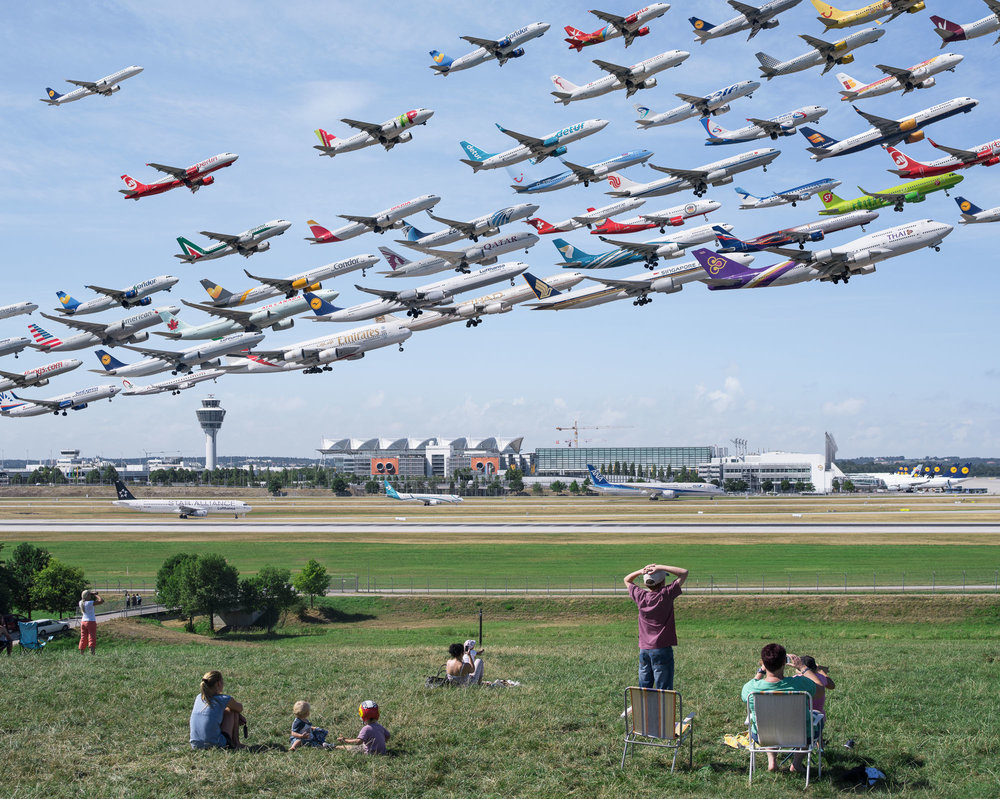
[810,0,927,28]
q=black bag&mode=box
[425,665,450,688]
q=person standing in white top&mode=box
[78,589,104,654]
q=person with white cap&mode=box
[462,639,485,685]
[623,563,689,690]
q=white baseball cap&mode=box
[643,570,667,586]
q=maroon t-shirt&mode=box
[629,579,683,649]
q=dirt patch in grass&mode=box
[104,617,257,647]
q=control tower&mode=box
[196,395,226,471]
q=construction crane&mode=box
[555,420,634,448]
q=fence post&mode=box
[735,575,738,595]
[963,570,966,593]
[932,571,935,594]
[901,572,905,592]
[873,572,876,594]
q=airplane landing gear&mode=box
[632,296,651,307]
[398,343,404,351]
[465,318,483,328]
[933,246,941,252]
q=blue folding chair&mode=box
[18,621,53,653]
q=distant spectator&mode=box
[136,593,142,608]
[189,670,246,750]
[289,700,330,750]
[445,642,475,685]
[462,639,485,685]
[623,563,689,689]
[336,701,389,755]
[799,655,835,713]
[78,590,104,654]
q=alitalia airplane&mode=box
[835,54,964,100]
[690,0,802,43]
[113,481,252,519]
[564,5,672,49]
[810,0,927,29]
[817,173,963,214]
[384,480,463,505]
[0,384,121,418]
[313,109,434,156]
[430,22,550,74]
[587,465,722,499]
[931,1,1000,48]
[55,275,179,315]
[119,153,238,199]
[40,65,143,105]
[175,220,291,262]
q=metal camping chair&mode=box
[18,621,53,653]
[621,687,695,772]
[745,690,823,787]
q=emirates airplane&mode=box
[113,481,252,519]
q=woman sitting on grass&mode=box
[445,643,476,685]
[189,670,246,750]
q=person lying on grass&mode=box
[189,670,246,750]
[335,700,390,754]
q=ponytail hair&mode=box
[200,671,223,704]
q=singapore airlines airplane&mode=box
[113,481,252,519]
[384,480,463,506]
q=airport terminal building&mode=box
[534,446,717,478]
[697,451,845,493]
[317,436,528,478]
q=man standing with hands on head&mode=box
[624,563,689,690]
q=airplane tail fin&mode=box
[304,219,336,244]
[810,0,845,27]
[948,463,972,478]
[459,140,496,164]
[712,225,746,252]
[378,246,412,272]
[563,26,589,51]
[0,391,25,412]
[525,218,561,235]
[43,87,64,102]
[800,126,839,154]
[429,50,454,72]
[884,145,925,177]
[95,349,128,372]
[157,308,192,334]
[701,117,732,143]
[552,238,591,266]
[176,237,209,261]
[550,75,579,104]
[586,464,610,486]
[315,128,336,147]
[119,174,148,195]
[522,272,562,300]
[200,279,233,304]
[56,291,81,313]
[930,16,966,47]
[399,223,429,242]
[818,190,846,210]
[27,322,61,349]
[734,186,758,201]
[689,17,715,38]
[835,72,863,99]
[754,51,782,79]
[114,480,136,501]
[633,104,656,127]
[384,479,402,499]
[691,248,750,279]
[604,172,640,197]
[303,291,342,316]
[955,196,983,221]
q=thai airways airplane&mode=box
[55,275,179,315]
[508,150,653,193]
[175,220,291,262]
[634,80,759,128]
[0,301,38,321]
[430,22,550,74]
[0,337,31,359]
[121,369,226,397]
[0,384,121,417]
[885,138,1000,178]
[0,359,82,391]
[811,0,927,28]
[690,0,802,43]
[931,2,1000,48]
[835,54,964,100]
[31,306,180,352]
[755,27,885,79]
[564,5,672,49]
[40,65,143,105]
[384,480,463,506]
[401,231,539,273]
[702,106,827,144]
[587,466,722,499]
[550,50,689,104]
[313,109,434,156]
[119,153,238,199]
[955,196,1000,224]
[553,224,733,269]
[112,481,252,519]
[735,178,842,209]
[606,149,781,198]
[401,203,539,246]
[201,255,377,307]
[93,331,265,378]
[713,210,879,252]
[304,195,441,242]
[460,119,609,172]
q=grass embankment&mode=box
[3,596,998,798]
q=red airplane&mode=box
[885,139,1000,178]
[119,152,239,199]
[563,5,670,51]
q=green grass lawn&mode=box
[3,596,998,799]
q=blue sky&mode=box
[1,0,998,462]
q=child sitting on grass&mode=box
[335,700,390,755]
[289,701,330,750]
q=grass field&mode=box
[3,595,998,799]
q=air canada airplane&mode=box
[586,465,722,499]
[113,481,252,519]
[384,480,463,506]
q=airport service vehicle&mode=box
[113,481,252,519]
[702,105,827,144]
[955,196,1000,223]
[460,119,608,172]
[313,109,434,156]
[30,307,180,352]
[634,80,759,128]
[755,27,884,79]
[200,255,376,307]
[93,331,265,377]
[550,50,689,103]
[736,178,842,209]
[690,0,801,43]
[811,0,927,28]
[305,195,441,242]
[430,22,550,74]
[508,150,653,193]
[402,231,539,273]
[564,5,672,49]
[0,301,38,321]
[119,153,238,199]
[55,275,179,315]
[0,384,121,417]
[175,220,291,262]
[606,149,780,198]
[384,480,463,505]
[587,465,723,498]
[835,54,964,100]
[401,203,539,246]
[817,173,963,214]
[885,138,1000,178]
[931,1,1000,48]
[40,65,143,105]
[0,359,82,391]
[713,210,879,252]
[121,369,226,397]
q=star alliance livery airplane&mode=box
[384,480,463,506]
[113,481,252,519]
[586,465,722,499]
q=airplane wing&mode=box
[649,164,708,182]
[675,92,711,112]
[928,139,982,163]
[0,368,33,386]
[598,236,661,255]
[799,34,834,55]
[765,246,821,263]
[14,395,60,409]
[460,35,506,57]
[728,0,761,20]
[177,504,201,516]
[746,117,785,136]
[592,59,632,80]
[561,160,598,180]
[589,10,627,30]
[119,343,179,359]
[426,211,476,236]
[65,79,98,89]
[83,283,126,300]
[145,162,189,180]
[354,285,401,301]
[198,230,241,244]
[857,185,908,201]
[337,214,379,229]
[585,276,651,292]
[181,299,252,323]
[340,118,384,136]
[496,125,544,149]
[852,106,900,136]
[875,64,914,81]
[38,311,105,335]
[401,242,464,264]
[243,269,295,293]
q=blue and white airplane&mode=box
[690,0,803,43]
[702,106,827,144]
[399,203,539,246]
[55,275,179,316]
[430,22,550,74]
[508,150,653,193]
[955,195,1000,224]
[735,178,842,208]
[586,465,723,499]
[634,80,759,128]
[606,148,780,198]
[0,384,121,417]
[384,480,463,505]
[40,65,143,105]
[554,223,730,269]
[460,119,609,171]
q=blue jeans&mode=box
[638,647,674,690]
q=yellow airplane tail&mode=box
[810,0,848,27]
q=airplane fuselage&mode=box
[433,22,550,74]
[635,80,759,128]
[691,0,802,41]
[510,150,652,193]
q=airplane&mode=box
[430,22,550,74]
[0,337,31,360]
[401,231,539,273]
[175,220,291,262]
[119,153,238,199]
[221,352,305,374]
[0,359,83,391]
[154,290,341,340]
[690,0,803,43]
[564,5,672,49]
[377,246,452,280]
[586,465,722,499]
[0,384,121,418]
[955,196,1000,223]
[691,218,954,288]
[400,203,539,246]
[526,254,755,310]
[550,50,690,104]
[0,301,38,321]
[634,80,759,128]
[850,466,931,491]
[885,138,1000,178]
[507,150,653,193]
[817,173,963,214]
[585,200,723,236]
[30,306,180,352]
[112,480,252,519]
[525,198,648,234]
[811,0,927,28]
[384,480,463,505]
[93,331,265,377]
[305,262,530,322]
[801,97,980,161]
[201,255,378,307]
[304,195,441,242]
[702,105,828,144]
[313,109,434,156]
[713,210,879,252]
[460,119,609,172]
[755,27,885,79]
[55,275,179,315]
[736,178,842,209]
[252,306,412,371]
[913,463,973,490]
[40,65,143,105]
[606,149,781,198]
[121,369,226,397]
[553,224,732,269]
[931,1,1000,49]
[835,54,964,100]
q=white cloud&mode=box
[822,398,866,416]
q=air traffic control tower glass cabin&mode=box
[196,395,226,471]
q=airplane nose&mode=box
[593,119,610,129]
[538,23,551,33]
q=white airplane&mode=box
[606,148,781,198]
[430,22,550,74]
[121,369,226,397]
[460,119,609,172]
[55,275,179,315]
[377,247,452,280]
[565,5,673,49]
[402,203,540,246]
[508,150,654,193]
[634,80,760,128]
[735,178,843,209]
[304,195,441,242]
[703,105,828,143]
[313,109,434,156]
[550,50,689,104]
[40,65,143,105]
[955,196,1000,223]
[690,0,802,43]
[850,466,929,491]
[401,231,539,273]
[0,337,31,359]
[0,384,121,418]
[931,2,1000,49]
[30,306,180,352]
[590,199,723,235]
[526,198,647,234]
[93,331,266,377]
[587,465,723,499]
[221,352,304,374]
[0,359,82,391]
[755,27,885,79]
[201,254,378,307]
[113,481,252,519]
[598,223,735,266]
[384,480,463,505]
[0,302,38,321]
[175,220,291,262]
[835,54,964,100]
[714,209,880,251]
[306,262,531,321]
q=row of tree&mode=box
[0,543,89,618]
[597,463,702,482]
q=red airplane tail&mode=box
[884,145,927,177]
[315,128,336,147]
[119,173,148,197]
[525,217,560,235]
[563,26,591,51]
[305,219,337,243]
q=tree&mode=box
[84,468,102,485]
[30,560,87,618]
[531,482,544,496]
[794,479,806,493]
[780,478,791,492]
[569,480,581,495]
[761,479,774,493]
[267,475,283,496]
[243,566,298,633]
[505,466,524,493]
[582,476,592,494]
[330,473,351,494]
[832,478,841,493]
[843,479,856,493]
[0,544,12,615]
[8,543,52,617]
[178,554,239,633]
[364,479,380,494]
[156,553,198,609]
[293,559,330,609]
[550,480,566,494]
[100,464,119,483]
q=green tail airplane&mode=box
[818,173,963,215]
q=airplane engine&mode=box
[918,77,936,90]
[197,175,215,187]
[397,131,412,143]
[625,12,639,24]
[852,264,876,276]
[807,230,825,243]
[846,249,872,265]
[908,1,925,12]
[904,191,925,203]
[656,243,682,258]
[71,403,89,411]
[496,35,513,48]
[135,297,152,307]
[656,490,676,500]
[130,331,149,343]
[835,54,854,65]
[319,347,364,361]
[187,509,209,518]
[270,318,294,331]
[640,77,657,90]
[904,131,925,144]
[185,165,200,177]
[667,216,684,227]
[508,47,526,59]
[708,174,733,186]
[549,145,568,157]
[762,19,779,29]
[650,277,682,294]
[423,290,447,304]
[253,241,271,253]
[899,118,919,132]
[484,302,509,315]
[35,378,49,387]
[396,289,419,302]
[711,104,731,116]
[426,499,441,506]
[833,39,848,52]
[635,26,650,37]
[982,156,1000,166]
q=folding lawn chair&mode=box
[745,690,823,787]
[621,686,695,772]
[18,621,53,653]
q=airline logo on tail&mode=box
[205,284,224,299]
[556,242,576,260]
[705,255,727,275]
[29,323,61,348]
[378,247,409,270]
[384,480,402,499]
[309,296,324,311]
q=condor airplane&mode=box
[200,255,377,307]
[55,275,179,315]
[384,480,463,506]
[40,65,143,105]
[113,481,252,519]
[587,465,722,499]
[119,153,238,199]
